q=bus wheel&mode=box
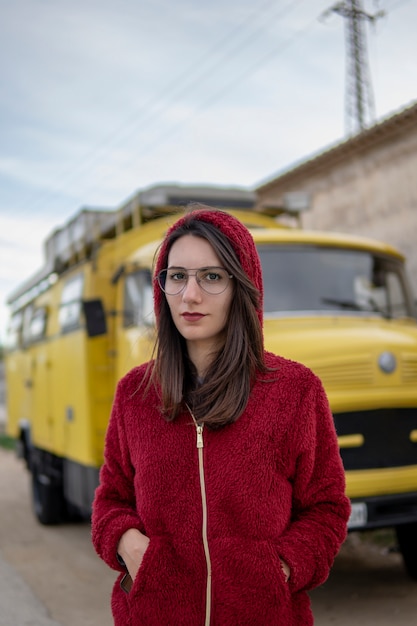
[31,468,64,525]
[64,501,87,523]
[396,522,417,580]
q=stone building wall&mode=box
[256,102,417,298]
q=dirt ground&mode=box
[1,446,416,626]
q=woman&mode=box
[92,206,351,625]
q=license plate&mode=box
[348,502,367,528]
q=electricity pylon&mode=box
[323,1,384,135]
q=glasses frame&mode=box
[157,266,233,296]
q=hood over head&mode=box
[153,208,264,326]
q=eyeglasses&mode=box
[157,267,233,295]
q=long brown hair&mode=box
[153,210,267,427]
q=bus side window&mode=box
[123,270,154,328]
[28,307,48,342]
[59,274,84,333]
[22,305,34,347]
[386,271,408,318]
[6,311,24,351]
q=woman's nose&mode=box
[182,275,202,301]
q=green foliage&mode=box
[0,434,15,451]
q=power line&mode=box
[76,7,320,206]
[18,0,307,218]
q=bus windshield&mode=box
[258,245,415,319]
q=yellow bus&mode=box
[4,184,417,579]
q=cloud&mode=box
[0,214,54,341]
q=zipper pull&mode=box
[186,404,204,449]
[196,424,204,449]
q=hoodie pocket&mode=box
[117,537,204,626]
[211,537,292,625]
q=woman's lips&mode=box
[181,312,206,322]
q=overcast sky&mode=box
[0,0,416,341]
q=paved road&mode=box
[0,447,114,626]
[1,445,417,625]
[0,554,62,626]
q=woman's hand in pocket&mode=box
[279,558,290,583]
[117,528,150,581]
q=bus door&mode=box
[25,306,52,451]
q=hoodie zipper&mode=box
[187,406,212,626]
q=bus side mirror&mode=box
[82,299,107,337]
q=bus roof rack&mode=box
[7,185,310,309]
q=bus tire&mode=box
[31,468,64,525]
[396,522,417,580]
[64,501,87,523]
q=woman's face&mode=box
[165,234,233,359]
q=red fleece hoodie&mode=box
[92,209,351,625]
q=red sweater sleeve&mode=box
[274,372,351,592]
[91,372,145,572]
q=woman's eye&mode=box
[170,272,186,281]
[204,272,221,281]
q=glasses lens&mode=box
[158,269,187,295]
[196,268,230,294]
[157,270,167,291]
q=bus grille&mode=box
[334,408,417,470]
[402,354,417,383]
[315,360,374,387]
